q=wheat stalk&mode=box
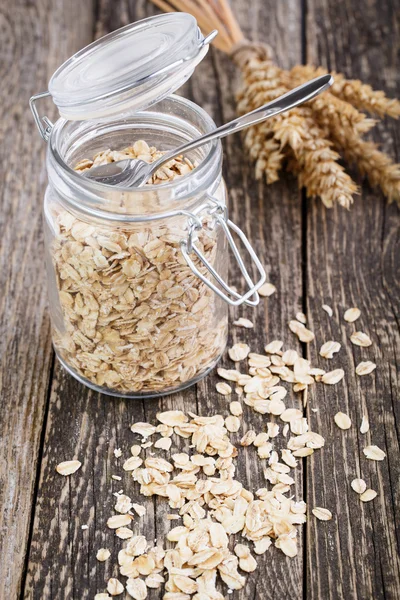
[148,0,400,207]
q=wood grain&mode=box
[22,0,306,598]
[0,1,94,598]
[305,0,400,598]
[2,0,398,598]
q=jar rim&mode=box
[47,95,223,222]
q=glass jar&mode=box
[32,14,266,398]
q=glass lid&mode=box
[48,13,213,121]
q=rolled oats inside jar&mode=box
[33,14,265,398]
[49,141,228,396]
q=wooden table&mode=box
[1,0,399,598]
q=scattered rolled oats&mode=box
[321,369,345,385]
[344,307,361,322]
[107,514,133,529]
[264,340,283,354]
[289,320,315,343]
[320,341,341,359]
[216,382,232,396]
[233,317,254,328]
[350,332,372,347]
[217,368,241,382]
[225,415,241,432]
[363,445,386,461]
[130,423,156,439]
[322,304,333,317]
[115,494,133,514]
[126,577,147,600]
[230,401,243,416]
[282,349,298,366]
[97,548,111,562]
[154,437,172,451]
[351,479,367,494]
[107,578,124,596]
[240,430,256,446]
[228,343,250,362]
[356,361,376,376]
[131,503,146,517]
[123,456,143,471]
[296,312,307,324]
[115,527,133,540]
[89,300,383,598]
[56,460,81,476]
[145,573,164,588]
[312,507,333,521]
[334,412,352,430]
[360,489,377,502]
[157,410,188,426]
[360,415,369,434]
[267,422,279,437]
[258,282,276,297]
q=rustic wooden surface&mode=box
[0,0,398,598]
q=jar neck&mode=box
[46,95,223,223]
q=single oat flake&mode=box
[289,320,315,343]
[264,340,283,354]
[350,331,372,347]
[228,343,250,362]
[126,577,148,600]
[351,479,367,494]
[322,304,333,317]
[322,369,345,385]
[296,312,307,324]
[320,341,341,359]
[107,578,124,596]
[360,489,378,502]
[258,282,276,297]
[356,361,376,376]
[312,507,333,521]
[216,382,232,395]
[115,526,133,540]
[360,415,370,434]
[55,460,81,476]
[363,445,386,461]
[107,514,133,529]
[233,317,254,328]
[334,412,352,430]
[344,307,361,322]
[96,548,111,562]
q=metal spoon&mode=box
[85,74,333,187]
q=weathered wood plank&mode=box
[305,0,400,598]
[23,0,307,598]
[206,2,305,597]
[0,1,94,598]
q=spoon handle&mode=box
[151,74,333,172]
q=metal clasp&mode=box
[29,91,54,141]
[181,198,266,306]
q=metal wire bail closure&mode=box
[181,198,266,306]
